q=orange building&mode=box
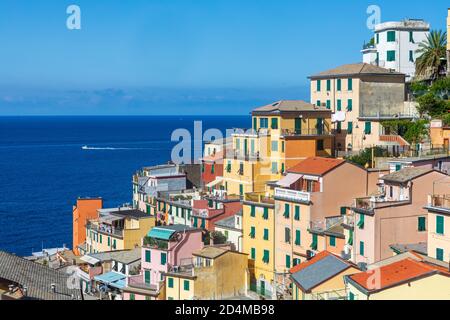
[73,198,103,255]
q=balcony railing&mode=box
[245,193,275,205]
[87,222,124,238]
[143,237,169,250]
[429,195,450,210]
[127,275,160,292]
[281,127,331,137]
[274,188,311,203]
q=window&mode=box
[211,164,215,174]
[316,80,321,92]
[357,214,365,229]
[348,292,355,300]
[285,255,291,269]
[326,79,331,91]
[271,141,278,152]
[161,252,167,265]
[376,33,379,44]
[294,206,300,221]
[340,207,346,215]
[250,226,256,239]
[251,248,256,260]
[285,227,291,244]
[326,100,331,109]
[348,122,353,134]
[112,239,116,249]
[168,277,174,288]
[359,241,365,256]
[239,184,244,196]
[263,228,269,241]
[259,118,268,129]
[283,203,290,218]
[271,118,279,129]
[281,163,285,174]
[387,31,396,42]
[311,234,318,250]
[337,79,342,91]
[418,217,426,232]
[316,100,321,107]
[329,236,336,247]
[295,230,301,246]
[348,78,353,91]
[337,99,342,111]
[293,258,301,266]
[262,250,270,264]
[409,50,414,62]
[263,208,269,220]
[145,250,151,263]
[317,140,324,151]
[236,138,240,150]
[337,122,342,134]
[409,31,414,43]
[436,248,444,261]
[347,99,353,111]
[387,50,396,62]
[436,216,444,235]
[144,270,151,284]
[281,141,285,153]
[99,235,102,244]
[130,293,135,300]
[239,163,244,175]
[250,205,256,217]
[253,117,257,130]
[271,162,278,174]
[108,237,110,246]
[364,122,371,135]
[200,218,206,229]
[183,280,190,291]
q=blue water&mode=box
[0,116,249,256]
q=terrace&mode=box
[143,236,169,250]
[244,192,275,205]
[427,194,450,212]
[353,196,410,214]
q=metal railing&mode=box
[429,195,450,209]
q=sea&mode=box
[0,116,249,256]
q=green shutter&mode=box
[262,250,270,264]
[295,230,301,246]
[436,216,444,234]
[250,226,256,238]
[284,204,290,218]
[387,50,396,62]
[251,248,256,260]
[347,99,353,111]
[250,205,256,217]
[348,78,353,91]
[360,241,365,256]
[364,122,371,135]
[326,79,331,91]
[348,230,353,246]
[161,252,167,265]
[271,118,278,129]
[326,100,331,109]
[316,80,321,91]
[329,236,336,247]
[357,214,365,229]
[286,255,291,269]
[253,118,257,130]
[311,234,318,250]
[184,280,190,291]
[294,206,300,220]
[348,122,353,134]
[387,31,396,42]
[144,270,151,284]
[168,277,174,288]
[145,250,151,263]
[337,79,341,91]
[263,228,269,241]
[263,207,269,220]
[418,217,426,232]
[337,99,342,111]
[436,248,444,261]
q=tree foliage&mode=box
[381,120,429,145]
[415,30,447,79]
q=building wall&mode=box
[73,198,103,255]
[202,162,223,186]
[165,276,195,300]
[123,217,155,250]
[428,210,450,263]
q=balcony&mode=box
[274,188,311,203]
[353,196,410,213]
[143,237,169,250]
[428,195,450,211]
[87,222,124,238]
[231,150,260,161]
[245,193,275,205]
[127,275,161,292]
[166,264,195,277]
[281,127,331,137]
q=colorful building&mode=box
[430,119,450,151]
[191,199,242,232]
[215,211,243,252]
[345,256,450,300]
[73,198,103,256]
[309,63,411,153]
[84,208,155,254]
[123,225,203,300]
[164,246,249,300]
[425,184,450,262]
[222,100,334,197]
[290,251,359,300]
[351,168,449,265]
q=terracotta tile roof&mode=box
[348,258,450,293]
[287,157,346,176]
[309,62,404,79]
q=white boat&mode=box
[82,145,89,150]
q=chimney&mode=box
[22,286,28,297]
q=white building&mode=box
[362,19,430,81]
[215,211,243,252]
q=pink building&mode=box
[351,168,449,266]
[123,225,203,300]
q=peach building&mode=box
[273,157,382,274]
[430,119,450,150]
[73,198,103,256]
[351,168,449,266]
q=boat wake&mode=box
[82,145,131,150]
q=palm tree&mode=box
[415,30,447,80]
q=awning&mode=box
[276,174,303,187]
[206,177,223,188]
[147,227,175,240]
[80,255,101,265]
[94,271,126,287]
[109,278,126,289]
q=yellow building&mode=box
[345,257,450,300]
[164,246,249,300]
[222,100,334,197]
[242,192,277,298]
[426,192,450,263]
[309,63,409,153]
[84,209,155,254]
[290,251,359,300]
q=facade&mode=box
[84,208,155,254]
[164,246,249,300]
[351,168,449,265]
[132,164,187,213]
[123,225,203,300]
[73,198,103,256]
[214,211,243,252]
[290,251,359,300]
[430,119,450,150]
[345,257,450,300]
[361,19,430,80]
[201,151,224,187]
[273,158,381,274]
[191,199,242,232]
[425,186,450,262]
[385,154,450,175]
[309,63,411,153]
[222,100,334,197]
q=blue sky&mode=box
[0,0,448,115]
